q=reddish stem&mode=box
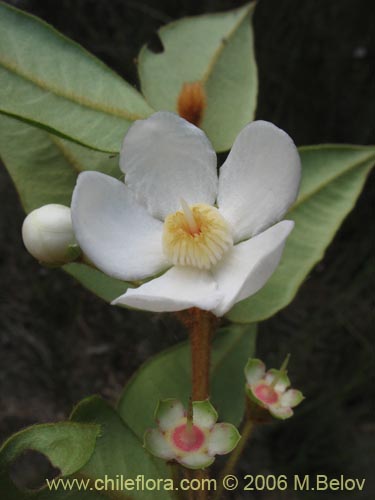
[176,308,218,500]
[188,308,217,400]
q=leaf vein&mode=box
[0,55,145,121]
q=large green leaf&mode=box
[0,2,153,153]
[0,421,100,499]
[0,398,171,499]
[0,113,129,302]
[226,145,375,323]
[138,3,257,152]
[0,115,119,212]
[70,397,172,500]
[64,264,129,303]
[118,324,256,440]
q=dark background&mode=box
[0,0,374,498]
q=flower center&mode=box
[162,200,233,270]
[171,424,205,452]
[254,383,279,405]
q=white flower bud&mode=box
[22,204,79,265]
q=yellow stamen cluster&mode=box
[162,202,233,270]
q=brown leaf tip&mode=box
[177,81,207,127]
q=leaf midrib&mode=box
[140,4,253,90]
[292,147,375,211]
[0,54,145,121]
[49,135,86,174]
[201,4,254,84]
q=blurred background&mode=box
[0,0,374,498]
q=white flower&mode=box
[245,359,304,420]
[144,399,240,469]
[71,112,300,316]
[22,204,79,264]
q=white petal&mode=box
[144,429,175,460]
[280,389,304,408]
[177,453,214,470]
[155,399,185,431]
[120,111,218,220]
[207,424,241,456]
[269,406,294,420]
[265,370,291,392]
[244,359,266,385]
[218,121,301,242]
[212,221,294,316]
[112,266,221,313]
[192,401,218,430]
[71,171,168,281]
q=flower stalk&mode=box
[186,308,217,400]
[188,310,216,500]
[174,309,217,500]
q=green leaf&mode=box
[0,2,153,153]
[64,264,129,303]
[226,145,375,323]
[0,422,100,499]
[0,423,100,475]
[0,398,172,499]
[70,397,172,500]
[210,324,256,424]
[0,113,129,302]
[138,3,257,152]
[0,114,120,212]
[118,323,256,440]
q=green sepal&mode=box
[192,400,218,429]
[244,358,266,385]
[267,368,291,390]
